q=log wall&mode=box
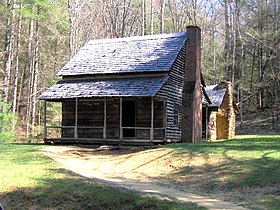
[62,99,75,138]
[136,98,151,127]
[157,43,185,141]
[106,98,120,139]
[61,97,165,141]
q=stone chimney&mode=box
[181,26,202,143]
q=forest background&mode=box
[0,0,279,141]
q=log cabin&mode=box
[39,26,209,145]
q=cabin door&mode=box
[122,100,136,137]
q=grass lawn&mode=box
[165,135,280,209]
[0,143,204,210]
[1,135,279,209]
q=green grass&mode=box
[165,135,280,209]
[0,143,204,210]
[1,135,279,209]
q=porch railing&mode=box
[45,125,165,141]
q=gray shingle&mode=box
[38,76,168,100]
[58,32,187,76]
[205,85,226,107]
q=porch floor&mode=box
[44,138,169,146]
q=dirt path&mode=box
[41,145,249,210]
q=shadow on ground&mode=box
[162,136,280,205]
[0,167,204,210]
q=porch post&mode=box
[43,99,47,140]
[150,97,154,142]
[120,97,123,141]
[74,97,78,139]
[205,105,208,139]
[164,100,167,140]
[103,98,107,140]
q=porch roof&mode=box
[38,76,168,100]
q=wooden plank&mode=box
[47,126,74,129]
[122,126,164,130]
[44,138,166,145]
[205,105,208,139]
[74,98,78,139]
[106,98,120,139]
[156,44,186,141]
[103,98,106,140]
[150,97,154,142]
[120,97,123,141]
[44,100,47,139]
[164,100,167,140]
[47,126,103,129]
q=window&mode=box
[173,104,179,126]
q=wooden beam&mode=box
[103,98,107,140]
[164,100,167,141]
[43,100,47,139]
[120,97,123,141]
[74,98,78,139]
[205,105,208,139]
[150,97,154,142]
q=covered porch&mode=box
[43,96,166,144]
[39,76,168,144]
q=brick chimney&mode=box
[181,26,202,143]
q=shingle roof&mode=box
[38,76,168,100]
[205,85,226,107]
[58,32,187,76]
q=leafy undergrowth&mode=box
[0,143,204,210]
[164,135,280,209]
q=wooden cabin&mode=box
[39,26,207,145]
[205,81,238,140]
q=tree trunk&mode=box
[224,0,231,80]
[159,0,165,33]
[19,18,34,137]
[150,0,154,35]
[3,0,15,104]
[142,0,146,36]
[121,0,127,37]
[250,44,256,92]
[191,0,197,25]
[68,0,79,58]
[236,0,244,125]
[272,0,279,107]
[257,1,265,110]
[30,5,40,137]
[12,2,22,131]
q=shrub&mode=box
[0,99,16,142]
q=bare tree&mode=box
[150,0,154,35]
[12,2,22,130]
[2,0,15,103]
[142,0,147,35]
[159,0,165,33]
[30,5,40,136]
[68,0,82,57]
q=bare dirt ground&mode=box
[42,143,259,207]
[42,110,280,209]
[42,145,250,210]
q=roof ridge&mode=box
[88,32,187,44]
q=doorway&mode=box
[122,100,136,137]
